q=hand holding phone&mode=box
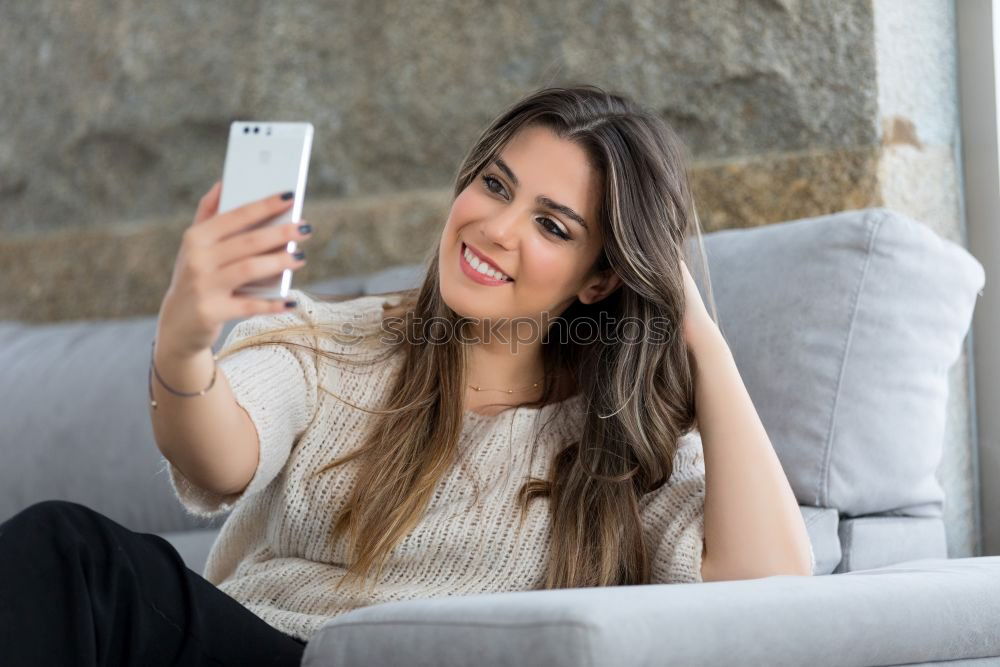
[156,183,314,360]
[218,121,314,300]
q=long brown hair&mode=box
[220,83,718,594]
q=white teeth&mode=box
[463,245,510,282]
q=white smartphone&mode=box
[218,121,314,300]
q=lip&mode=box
[460,242,514,285]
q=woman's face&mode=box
[439,124,620,325]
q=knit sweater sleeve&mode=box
[160,288,321,519]
[641,428,707,584]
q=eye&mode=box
[479,174,571,241]
[537,217,570,240]
[481,173,507,196]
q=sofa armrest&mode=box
[302,556,1000,667]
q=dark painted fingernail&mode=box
[285,300,298,308]
[280,191,294,200]
[292,250,305,260]
[298,224,312,234]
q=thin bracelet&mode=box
[148,339,219,410]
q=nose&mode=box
[480,207,520,250]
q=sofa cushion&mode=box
[301,263,426,300]
[834,515,948,573]
[0,316,223,535]
[361,263,427,295]
[299,273,366,299]
[689,208,984,521]
[303,556,1000,667]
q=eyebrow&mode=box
[493,158,589,231]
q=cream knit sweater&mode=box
[159,289,710,642]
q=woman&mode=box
[0,84,814,666]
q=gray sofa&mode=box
[2,207,998,666]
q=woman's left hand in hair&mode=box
[679,259,720,352]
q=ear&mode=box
[578,268,623,305]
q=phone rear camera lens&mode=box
[243,127,249,133]
[254,127,259,134]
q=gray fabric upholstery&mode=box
[0,316,221,535]
[303,556,1000,667]
[690,207,984,568]
[800,506,841,575]
[303,263,426,300]
[154,528,218,576]
[834,516,949,574]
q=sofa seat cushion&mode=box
[835,515,948,573]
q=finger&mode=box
[221,295,299,321]
[215,245,306,292]
[204,191,296,244]
[193,181,222,225]
[214,218,312,270]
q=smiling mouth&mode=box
[461,242,514,283]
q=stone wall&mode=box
[1,0,978,557]
[1,0,884,320]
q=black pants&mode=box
[0,499,308,666]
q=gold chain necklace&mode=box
[467,377,547,394]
